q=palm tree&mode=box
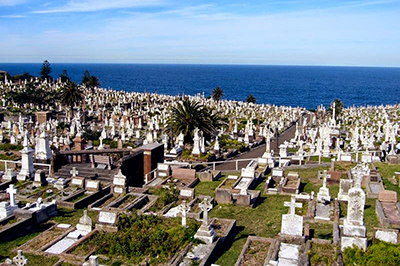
[60,81,84,118]
[165,98,222,144]
[246,94,256,104]
[211,87,224,101]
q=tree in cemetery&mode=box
[59,81,84,118]
[328,98,344,118]
[246,94,256,103]
[165,98,223,144]
[40,60,52,80]
[59,70,70,83]
[81,70,100,90]
[211,87,224,101]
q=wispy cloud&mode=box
[0,0,27,6]
[32,0,164,14]
[0,15,26,18]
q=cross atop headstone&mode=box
[322,170,330,188]
[178,201,191,227]
[70,167,79,177]
[12,250,28,266]
[6,184,17,207]
[199,198,213,226]
[114,169,126,179]
[284,195,302,215]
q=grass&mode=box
[24,253,59,266]
[210,195,289,265]
[0,223,52,262]
[308,242,338,266]
[375,162,400,198]
[50,208,98,226]
[308,222,333,240]
[195,180,223,197]
[309,156,333,163]
[364,198,380,238]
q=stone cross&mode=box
[199,198,213,226]
[178,201,191,227]
[114,169,126,180]
[11,250,28,266]
[6,184,17,207]
[322,170,330,188]
[284,195,302,215]
[70,167,79,177]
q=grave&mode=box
[33,170,47,187]
[280,195,303,237]
[194,198,216,244]
[95,209,118,232]
[374,228,398,244]
[340,172,368,251]
[375,190,400,227]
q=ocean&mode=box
[0,63,399,110]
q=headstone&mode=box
[6,184,17,207]
[76,210,92,233]
[70,167,79,177]
[0,202,17,219]
[178,201,191,227]
[375,228,398,244]
[194,198,216,244]
[317,170,331,203]
[2,168,17,181]
[86,180,100,192]
[281,195,303,237]
[83,255,99,266]
[98,211,117,225]
[6,250,28,266]
[17,131,35,181]
[33,170,47,187]
[338,179,353,201]
[113,170,127,194]
[341,173,368,251]
[54,178,68,190]
[71,177,85,188]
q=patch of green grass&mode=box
[334,162,356,172]
[330,185,339,199]
[308,242,337,266]
[50,208,97,225]
[25,253,59,266]
[364,198,380,238]
[211,195,290,265]
[0,224,52,262]
[194,180,223,197]
[375,162,400,198]
[308,222,333,240]
[309,156,332,163]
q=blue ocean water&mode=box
[0,63,399,109]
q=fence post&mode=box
[235,160,238,171]
[213,162,216,171]
[318,155,321,164]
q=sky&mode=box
[0,0,400,66]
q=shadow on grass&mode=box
[253,196,267,208]
[211,225,246,263]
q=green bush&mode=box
[343,240,400,266]
[0,144,23,151]
[72,213,199,264]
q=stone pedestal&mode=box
[18,146,35,181]
[194,224,217,245]
[33,170,47,187]
[0,202,17,219]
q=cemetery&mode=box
[0,76,400,265]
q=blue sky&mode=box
[0,0,400,66]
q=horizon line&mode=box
[0,62,400,69]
